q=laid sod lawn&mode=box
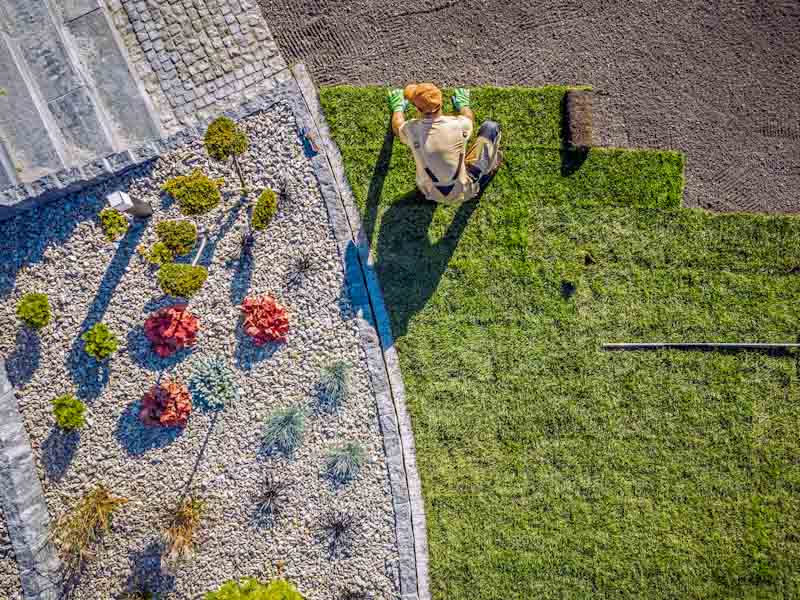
[320,86,800,599]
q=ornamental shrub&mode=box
[99,208,129,241]
[52,394,86,430]
[163,169,223,216]
[325,443,364,484]
[252,189,277,231]
[52,485,128,574]
[16,292,51,329]
[82,323,118,361]
[204,116,249,191]
[145,241,174,266]
[204,578,304,600]
[139,380,192,428]
[158,263,208,298]
[240,296,289,345]
[156,220,197,256]
[145,304,199,357]
[318,361,350,411]
[263,407,304,454]
[162,496,204,575]
[189,355,239,411]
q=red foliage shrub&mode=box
[139,380,192,428]
[240,296,289,345]
[145,304,199,357]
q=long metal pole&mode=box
[603,342,800,350]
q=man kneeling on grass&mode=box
[388,83,502,205]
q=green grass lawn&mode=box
[320,86,800,599]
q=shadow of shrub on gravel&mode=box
[5,326,41,387]
[114,401,184,456]
[124,539,175,599]
[42,428,79,482]
[233,328,281,371]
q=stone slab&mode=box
[0,1,51,38]
[53,0,100,22]
[0,35,64,180]
[17,32,81,102]
[48,86,113,163]
[66,7,160,147]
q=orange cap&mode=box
[404,83,442,114]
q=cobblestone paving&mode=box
[107,0,288,132]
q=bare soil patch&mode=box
[259,0,800,213]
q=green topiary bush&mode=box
[52,395,86,430]
[263,407,305,454]
[158,263,208,298]
[82,323,118,361]
[99,209,129,241]
[252,189,278,231]
[144,242,174,266]
[204,578,304,600]
[16,292,51,329]
[163,170,223,216]
[156,220,197,256]
[204,116,249,192]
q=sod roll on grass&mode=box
[320,85,800,599]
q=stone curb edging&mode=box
[0,360,61,600]
[287,64,431,600]
[0,65,430,600]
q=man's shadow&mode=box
[363,124,481,339]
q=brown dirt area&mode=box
[259,0,800,213]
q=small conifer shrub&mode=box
[16,292,51,329]
[204,116,249,191]
[189,355,239,411]
[158,263,208,298]
[99,208,129,241]
[325,443,364,484]
[252,189,278,231]
[263,407,305,454]
[82,323,118,361]
[204,578,304,600]
[163,169,223,216]
[145,241,174,266]
[156,220,197,256]
[52,394,86,430]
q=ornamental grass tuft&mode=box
[263,407,305,454]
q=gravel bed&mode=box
[0,509,23,600]
[0,105,400,599]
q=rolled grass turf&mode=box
[320,85,800,599]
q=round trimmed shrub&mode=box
[52,395,86,430]
[163,169,223,216]
[204,116,248,162]
[156,220,197,256]
[158,263,208,298]
[99,209,129,241]
[144,241,173,266]
[16,292,51,329]
[204,578,304,600]
[82,323,118,361]
[252,189,278,231]
[189,355,239,411]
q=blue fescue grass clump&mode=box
[263,407,305,454]
[318,361,351,412]
[324,443,364,484]
[189,355,239,411]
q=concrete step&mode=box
[0,0,161,185]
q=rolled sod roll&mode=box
[564,90,593,149]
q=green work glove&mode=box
[387,88,408,113]
[452,88,470,111]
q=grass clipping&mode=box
[52,485,128,574]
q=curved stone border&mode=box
[286,64,431,600]
[0,360,61,600]
[0,65,429,600]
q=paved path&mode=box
[259,0,800,213]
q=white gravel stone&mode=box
[0,105,399,599]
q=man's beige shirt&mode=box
[398,115,474,203]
